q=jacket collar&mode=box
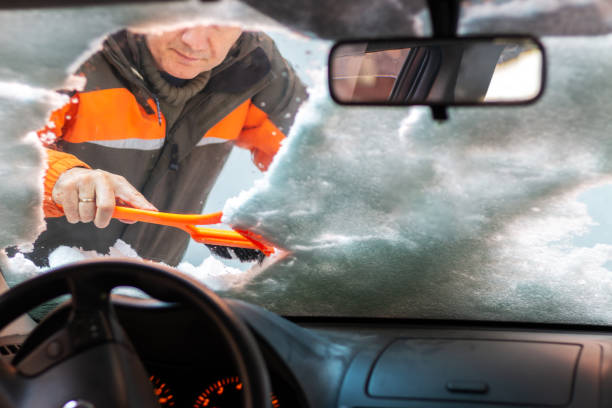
[100,29,268,111]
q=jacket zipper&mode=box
[154,96,162,126]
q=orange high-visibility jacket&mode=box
[33,30,307,266]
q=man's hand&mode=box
[52,167,157,228]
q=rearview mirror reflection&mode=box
[329,37,545,105]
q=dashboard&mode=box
[108,299,308,408]
[145,364,284,408]
[2,296,612,408]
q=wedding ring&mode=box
[78,198,95,203]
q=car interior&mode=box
[1,0,611,408]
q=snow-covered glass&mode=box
[3,0,612,326]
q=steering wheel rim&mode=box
[0,259,272,408]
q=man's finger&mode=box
[60,184,80,224]
[93,175,116,228]
[117,218,137,224]
[77,180,96,223]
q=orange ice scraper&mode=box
[112,206,275,262]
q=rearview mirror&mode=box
[328,36,545,105]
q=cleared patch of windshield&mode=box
[0,1,329,292]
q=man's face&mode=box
[146,25,243,79]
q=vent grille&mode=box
[0,344,21,356]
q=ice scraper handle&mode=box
[112,206,275,256]
[112,206,223,227]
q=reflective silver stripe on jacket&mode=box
[87,138,165,150]
[195,137,231,147]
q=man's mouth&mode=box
[172,49,206,63]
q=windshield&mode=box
[2,0,612,325]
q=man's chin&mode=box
[165,63,213,80]
[165,68,201,80]
[171,73,198,80]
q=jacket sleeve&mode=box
[235,32,309,171]
[38,94,91,217]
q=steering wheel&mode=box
[0,259,272,408]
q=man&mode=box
[31,24,307,266]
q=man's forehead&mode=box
[133,22,244,36]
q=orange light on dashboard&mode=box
[194,376,280,407]
[149,375,175,408]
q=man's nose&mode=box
[181,27,214,54]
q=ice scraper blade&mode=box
[112,206,275,261]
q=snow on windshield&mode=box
[4,0,612,324]
[225,34,612,324]
[2,239,254,292]
[459,0,612,36]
